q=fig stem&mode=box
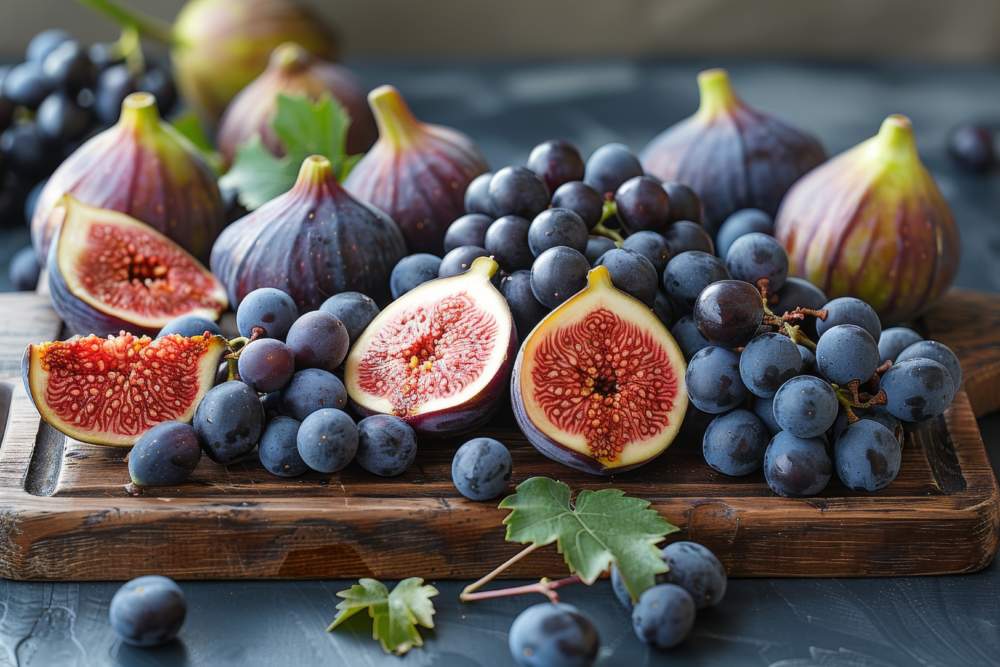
[460,543,542,601]
[117,26,145,78]
[459,575,583,604]
[77,0,177,46]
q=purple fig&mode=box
[345,85,489,254]
[211,154,407,309]
[641,68,826,233]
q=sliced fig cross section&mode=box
[345,256,516,435]
[23,331,227,447]
[513,266,688,474]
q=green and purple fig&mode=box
[211,154,407,309]
[641,68,826,233]
[344,85,489,254]
[775,115,960,324]
[31,92,225,266]
[217,43,374,167]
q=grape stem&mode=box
[833,379,889,423]
[460,543,585,603]
[592,200,625,244]
[224,328,265,380]
[755,278,823,351]
[116,26,146,78]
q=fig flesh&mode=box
[344,256,516,435]
[48,196,227,337]
[23,331,226,447]
[775,115,960,324]
[641,69,826,233]
[345,85,489,253]
[211,154,407,309]
[512,266,688,475]
[31,92,225,266]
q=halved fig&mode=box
[344,256,516,435]
[512,266,688,475]
[23,331,227,447]
[48,196,228,337]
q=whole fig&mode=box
[775,115,960,324]
[211,154,406,309]
[31,92,225,265]
[345,85,489,253]
[641,68,826,233]
[218,43,374,167]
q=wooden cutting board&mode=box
[0,290,997,581]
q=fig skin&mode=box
[641,68,826,234]
[211,154,407,309]
[217,42,374,167]
[775,115,960,324]
[345,85,489,254]
[31,92,225,266]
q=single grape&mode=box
[595,248,658,306]
[501,270,549,338]
[261,390,283,419]
[685,346,747,414]
[485,215,534,271]
[896,339,962,388]
[662,182,702,224]
[662,250,730,311]
[238,339,295,392]
[877,327,923,365]
[36,92,92,142]
[671,315,711,359]
[739,332,803,398]
[463,172,493,214]
[8,246,40,291]
[489,166,549,218]
[296,408,358,473]
[816,324,880,385]
[128,421,201,487]
[772,375,839,438]
[584,142,643,196]
[94,63,136,124]
[356,415,418,477]
[653,290,674,327]
[2,61,53,109]
[42,40,96,93]
[443,213,491,253]
[320,292,380,344]
[27,29,72,63]
[763,431,832,497]
[527,208,588,256]
[716,208,773,258]
[663,220,714,256]
[390,253,442,298]
[880,358,955,422]
[157,315,222,338]
[258,416,308,477]
[1,123,54,176]
[551,181,603,230]
[724,232,788,290]
[947,123,996,173]
[281,368,347,420]
[834,419,902,491]
[693,279,764,348]
[584,235,617,264]
[439,244,489,278]
[622,230,671,273]
[236,287,298,339]
[194,381,264,464]
[703,409,769,476]
[832,406,903,442]
[509,603,599,667]
[614,175,670,234]
[816,297,882,341]
[661,541,727,609]
[451,437,512,501]
[109,576,186,647]
[632,584,695,649]
[285,311,349,372]
[753,395,780,433]
[530,246,589,308]
[526,139,585,192]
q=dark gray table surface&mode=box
[1,60,999,667]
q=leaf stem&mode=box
[460,543,541,600]
[460,575,583,604]
[77,0,177,45]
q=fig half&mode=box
[344,256,516,435]
[23,331,226,447]
[48,196,227,337]
[512,266,688,475]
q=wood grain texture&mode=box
[0,290,997,581]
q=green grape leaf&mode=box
[327,577,439,655]
[220,93,360,210]
[499,476,678,601]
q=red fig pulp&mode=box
[211,154,407,309]
[345,85,489,254]
[31,92,225,265]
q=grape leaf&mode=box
[499,476,677,601]
[327,577,438,655]
[220,93,361,210]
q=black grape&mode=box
[259,416,308,477]
[281,368,348,420]
[451,437,512,501]
[194,381,264,464]
[296,408,358,473]
[128,421,201,486]
[622,230,671,273]
[489,166,549,218]
[692,279,763,348]
[551,181,603,230]
[816,324,879,385]
[724,232,788,290]
[530,246,589,308]
[632,584,695,649]
[877,327,923,365]
[463,172,493,214]
[320,292,379,344]
[584,142,642,196]
[772,375,838,437]
[356,415,418,477]
[653,290,674,327]
[443,213,491,253]
[660,541,728,609]
[662,181,702,224]
[880,358,955,422]
[439,245,489,278]
[584,235,616,265]
[26,29,71,63]
[715,208,773,259]
[236,287,298,339]
[662,250,730,311]
[157,315,222,338]
[738,332,803,398]
[685,346,747,414]
[2,61,53,109]
[763,431,832,497]
[527,207,588,256]
[663,220,714,256]
[285,310,350,372]
[485,215,533,271]
[501,270,549,339]
[508,603,599,667]
[895,339,961,388]
[614,175,670,234]
[703,409,769,476]
[834,419,902,491]
[37,92,92,143]
[390,253,442,298]
[815,297,882,341]
[42,41,96,93]
[109,576,185,647]
[594,248,658,306]
[526,139,584,192]
[238,339,295,392]
[671,315,710,359]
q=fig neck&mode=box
[118,92,162,136]
[586,266,614,290]
[468,256,499,280]
[270,42,311,75]
[292,155,345,199]
[368,85,423,149]
[696,68,740,119]
[868,114,920,166]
